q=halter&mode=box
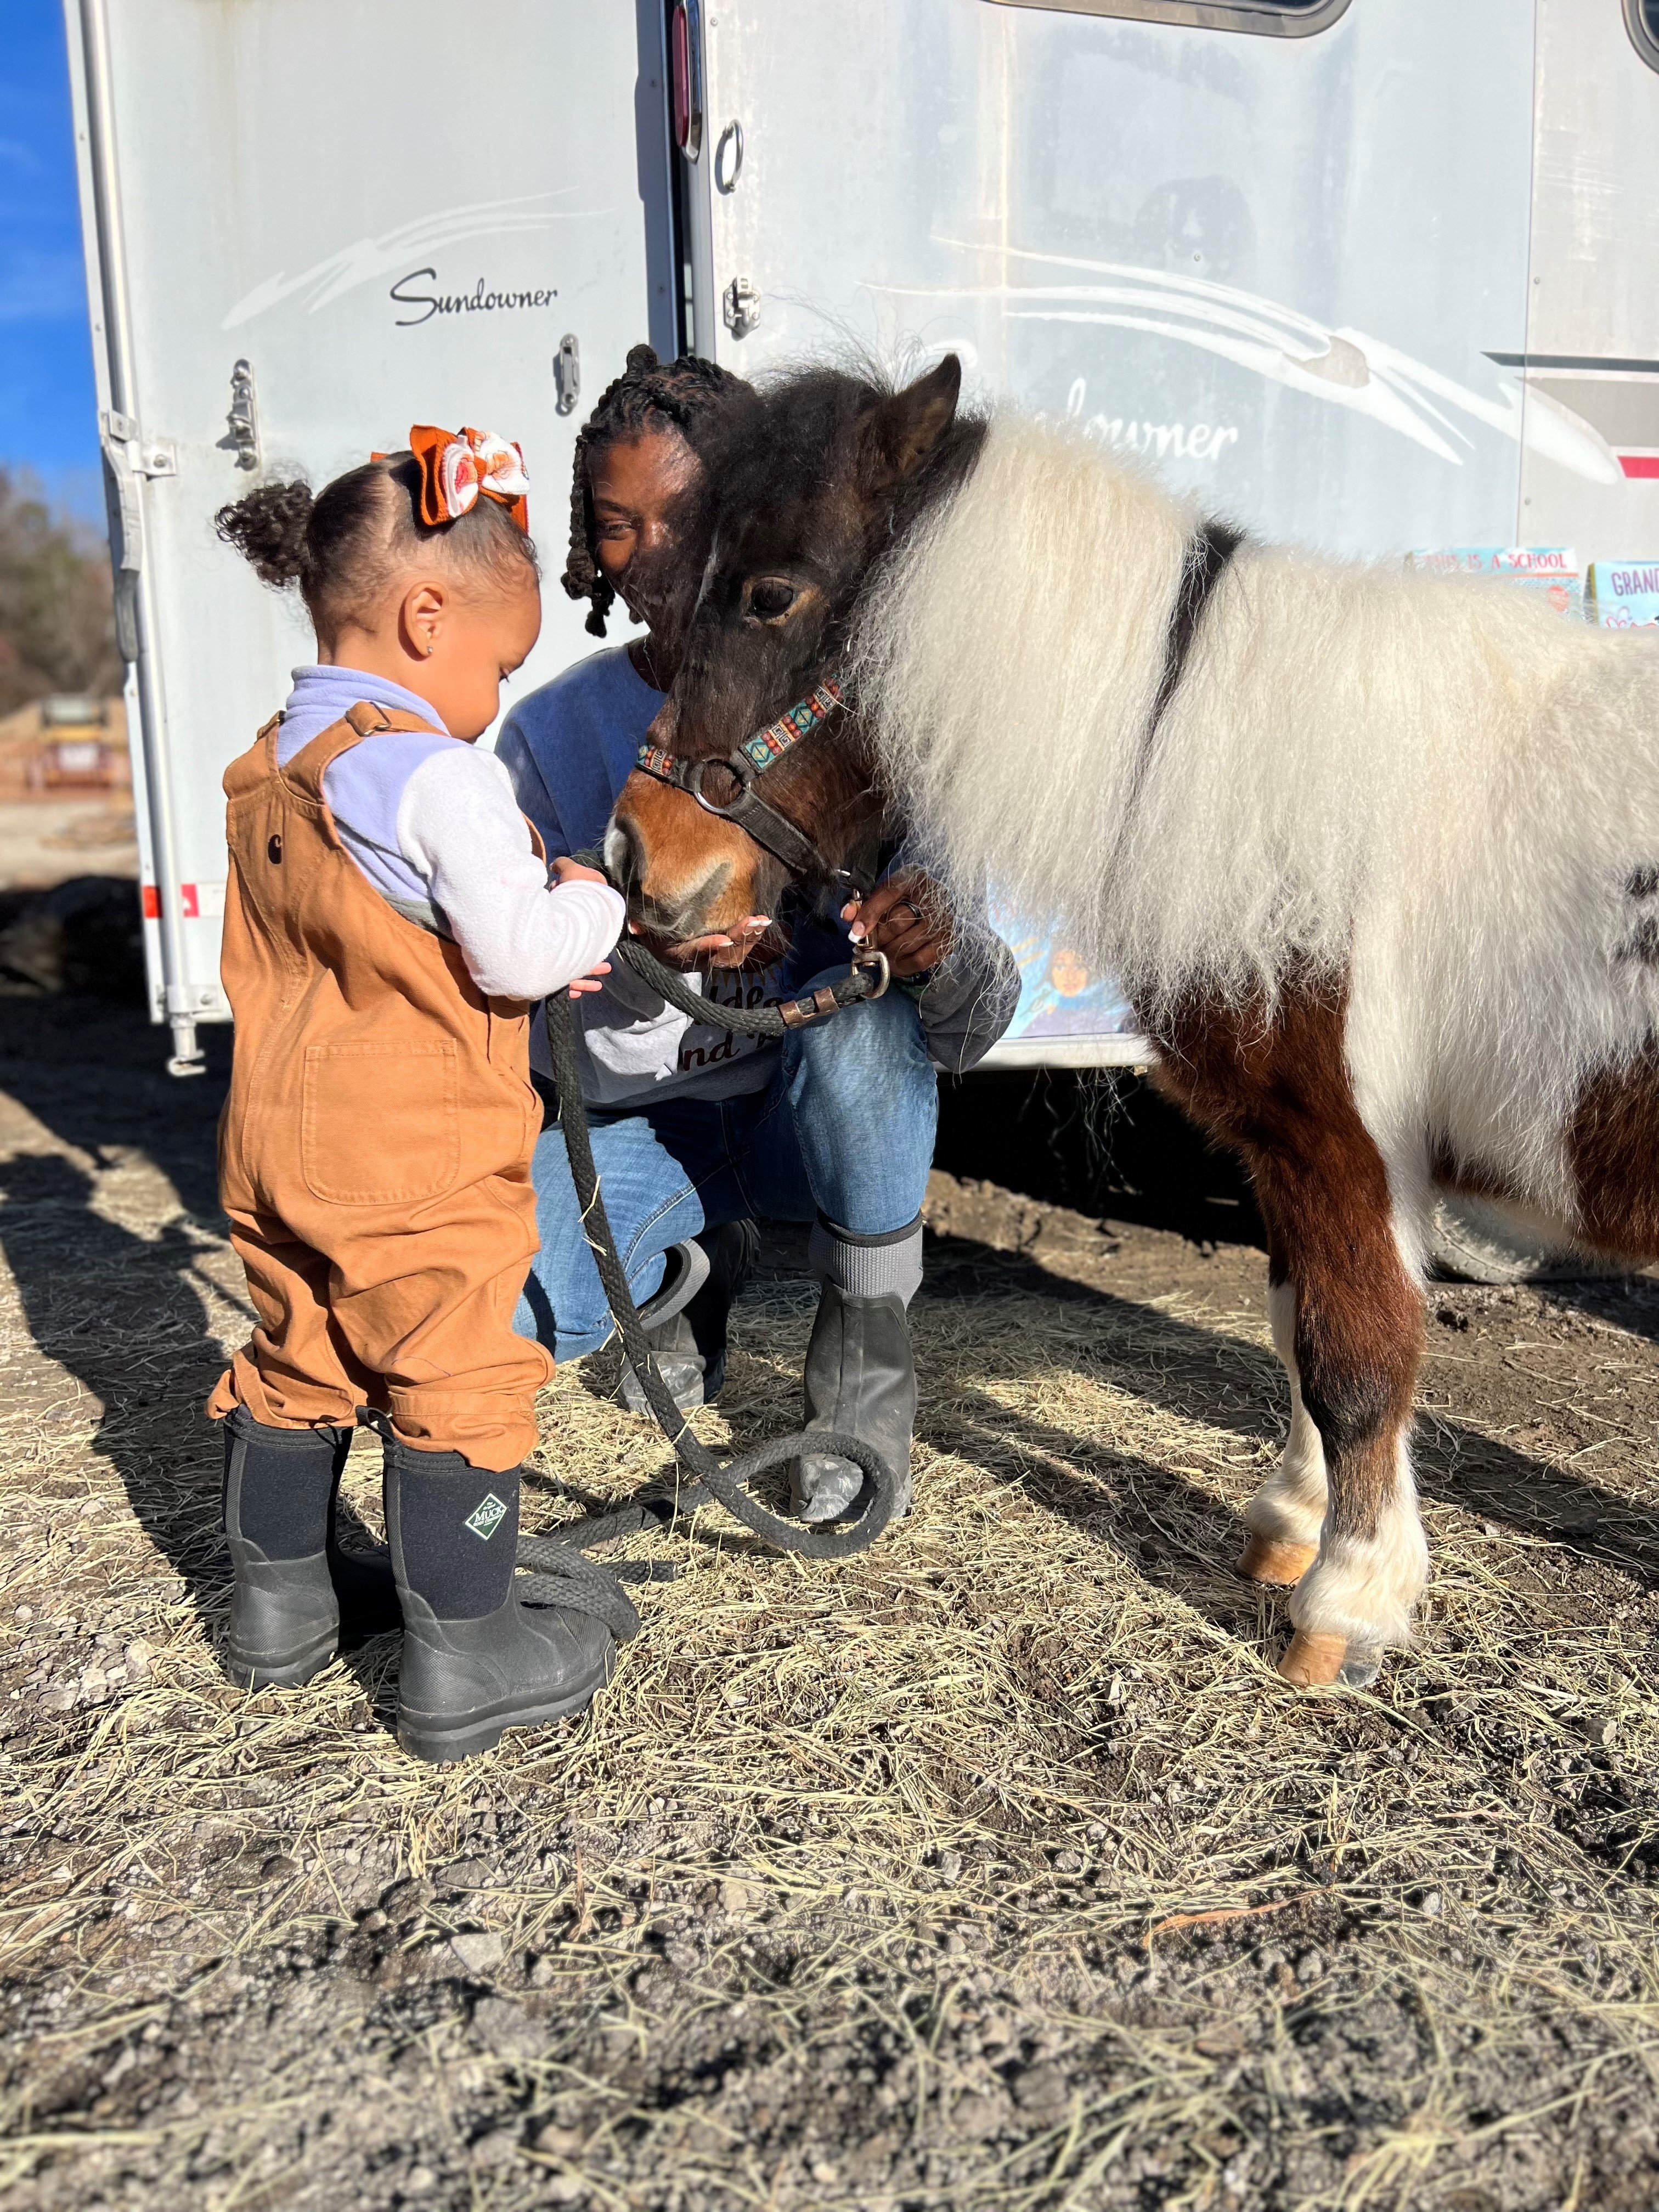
[634,679,870,894]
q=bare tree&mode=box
[0,471,123,715]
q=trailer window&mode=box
[1627,0,1659,70]
[986,0,1351,32]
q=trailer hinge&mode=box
[723,275,761,340]
[103,411,178,479]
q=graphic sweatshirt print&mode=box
[276,664,623,1002]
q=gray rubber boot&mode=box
[383,1438,614,1764]
[620,1219,759,1415]
[790,1215,922,1525]
[222,1406,400,1689]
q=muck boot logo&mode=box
[463,1492,509,1542]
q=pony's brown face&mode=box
[608,358,967,946]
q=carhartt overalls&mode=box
[207,702,552,1472]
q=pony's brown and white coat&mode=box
[617,360,1659,1689]
[855,411,1659,1261]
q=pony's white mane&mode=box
[853,409,1659,1215]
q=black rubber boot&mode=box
[383,1440,614,1764]
[790,1216,922,1525]
[620,1219,759,1415]
[222,1406,400,1689]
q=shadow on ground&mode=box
[5,995,1657,1655]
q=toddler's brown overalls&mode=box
[207,703,552,1472]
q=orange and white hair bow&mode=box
[408,424,530,532]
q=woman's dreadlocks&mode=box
[562,344,746,637]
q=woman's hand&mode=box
[842,868,953,978]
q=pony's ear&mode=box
[861,356,962,494]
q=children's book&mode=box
[1407,546,1583,618]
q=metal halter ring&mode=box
[686,753,753,820]
[851,947,891,999]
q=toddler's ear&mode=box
[399,578,449,659]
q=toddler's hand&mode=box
[551,854,613,890]
[568,961,611,1001]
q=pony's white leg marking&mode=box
[1240,1279,1329,1581]
[1284,1436,1430,1686]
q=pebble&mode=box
[1418,1890,1443,1917]
[125,1640,154,1679]
[402,2166,436,2196]
[468,2126,520,2168]
[437,1857,490,1891]
[935,1848,963,1886]
[451,1930,505,1973]
[531,2122,586,2157]
[470,1995,544,2062]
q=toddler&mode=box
[211,424,624,1762]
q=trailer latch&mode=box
[225,359,260,471]
[555,333,581,415]
[723,276,761,340]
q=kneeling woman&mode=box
[499,347,1019,1520]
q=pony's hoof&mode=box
[1239,1534,1317,1585]
[1277,1632,1384,1689]
[1278,1631,1349,1687]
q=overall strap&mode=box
[281,701,445,809]
[223,713,285,802]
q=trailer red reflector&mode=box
[1619,454,1659,478]
[142,885,160,919]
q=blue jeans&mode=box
[514,972,938,1362]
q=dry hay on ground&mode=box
[1,998,1658,2211]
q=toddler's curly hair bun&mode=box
[215,454,537,647]
[215,479,315,589]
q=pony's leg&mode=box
[1255,1170,1430,1690]
[1239,1261,1327,1585]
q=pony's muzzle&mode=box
[612,768,763,940]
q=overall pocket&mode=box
[301,1039,460,1204]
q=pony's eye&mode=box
[748,578,797,620]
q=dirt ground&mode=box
[0,798,138,895]
[2,995,1658,2212]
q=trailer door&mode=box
[65,0,675,1070]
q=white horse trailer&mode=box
[66,0,1659,1074]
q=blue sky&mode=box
[1,1,102,520]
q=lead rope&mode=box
[512,938,901,1620]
